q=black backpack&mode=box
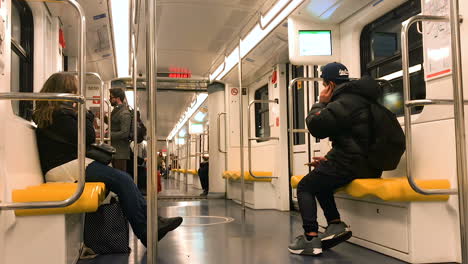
[128,107,147,143]
[366,100,406,171]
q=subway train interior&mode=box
[1,0,468,263]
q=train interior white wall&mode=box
[0,1,63,262]
[224,64,290,210]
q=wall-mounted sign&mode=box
[92,96,101,104]
[231,87,239,96]
[423,0,451,81]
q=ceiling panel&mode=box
[156,91,196,137]
[158,7,239,52]
[46,0,115,79]
[295,0,376,23]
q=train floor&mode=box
[78,178,413,264]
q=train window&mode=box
[292,65,305,145]
[10,0,34,120]
[254,84,270,142]
[360,0,425,116]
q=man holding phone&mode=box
[288,62,382,256]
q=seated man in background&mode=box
[198,156,209,196]
[288,62,382,256]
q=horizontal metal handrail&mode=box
[0,92,85,103]
[217,112,227,153]
[248,137,279,141]
[0,0,87,211]
[406,99,468,107]
[247,99,279,179]
[288,77,322,176]
[402,15,457,195]
[290,128,309,133]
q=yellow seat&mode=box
[222,171,236,179]
[291,175,304,188]
[187,169,198,175]
[13,182,106,216]
[223,171,272,182]
[290,176,449,202]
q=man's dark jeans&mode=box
[297,161,355,233]
[86,161,148,246]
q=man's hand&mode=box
[319,86,333,103]
[305,156,327,167]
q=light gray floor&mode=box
[78,179,417,264]
[158,176,202,197]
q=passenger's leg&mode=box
[316,191,340,224]
[296,171,324,235]
[298,163,354,234]
[199,172,208,195]
[290,164,353,255]
[205,173,209,193]
[85,162,182,246]
[86,162,147,243]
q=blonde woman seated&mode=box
[33,72,182,246]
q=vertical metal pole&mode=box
[196,135,199,170]
[288,79,295,179]
[238,41,245,211]
[130,0,139,260]
[131,0,139,202]
[450,1,468,262]
[99,79,105,144]
[166,140,169,177]
[69,0,86,211]
[224,88,228,198]
[146,0,158,261]
[185,135,189,192]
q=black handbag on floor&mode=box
[84,198,131,254]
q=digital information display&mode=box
[299,30,332,56]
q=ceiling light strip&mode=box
[167,93,209,140]
[110,0,130,77]
[209,0,305,81]
[260,0,291,29]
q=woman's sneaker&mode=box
[288,235,322,256]
[319,222,352,250]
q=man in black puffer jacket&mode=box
[289,62,382,256]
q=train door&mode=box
[287,64,313,205]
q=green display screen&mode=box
[298,30,332,56]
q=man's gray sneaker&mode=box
[288,235,322,256]
[319,222,350,241]
[320,222,352,250]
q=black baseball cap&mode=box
[320,62,350,83]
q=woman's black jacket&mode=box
[35,107,96,174]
